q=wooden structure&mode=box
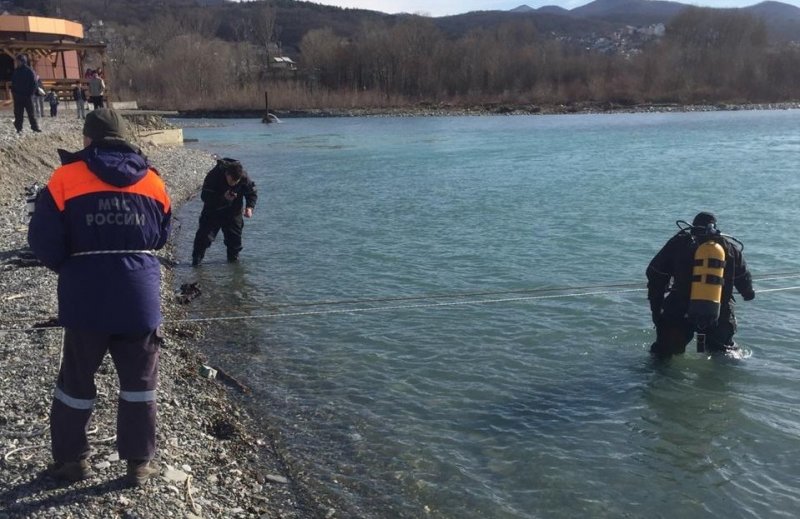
[0,15,106,104]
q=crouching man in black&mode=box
[192,158,257,266]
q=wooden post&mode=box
[60,41,67,80]
[101,49,112,109]
[264,90,272,123]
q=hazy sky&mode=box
[309,0,797,17]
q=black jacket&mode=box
[646,231,754,320]
[199,163,257,218]
[11,64,37,97]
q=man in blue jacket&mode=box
[11,54,41,134]
[28,109,171,486]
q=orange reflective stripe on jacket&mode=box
[47,161,170,213]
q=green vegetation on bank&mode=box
[11,0,800,110]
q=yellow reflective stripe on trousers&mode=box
[119,390,156,402]
[54,387,95,410]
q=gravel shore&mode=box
[0,113,314,518]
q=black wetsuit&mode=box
[191,163,257,263]
[646,230,754,355]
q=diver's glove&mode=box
[742,290,755,301]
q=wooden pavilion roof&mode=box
[0,39,106,61]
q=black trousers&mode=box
[90,95,104,109]
[650,312,736,356]
[51,328,159,462]
[12,94,40,132]
[192,212,244,261]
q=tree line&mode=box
[101,5,800,111]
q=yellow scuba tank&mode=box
[688,240,726,326]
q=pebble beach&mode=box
[0,112,316,518]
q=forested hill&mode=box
[7,0,800,54]
[8,0,800,111]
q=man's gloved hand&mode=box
[743,290,755,301]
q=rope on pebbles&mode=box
[3,444,43,463]
[2,425,116,463]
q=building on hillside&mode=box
[271,56,296,71]
[0,14,106,104]
[265,41,297,77]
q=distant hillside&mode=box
[7,0,800,52]
[9,0,800,110]
[537,5,572,16]
[570,0,688,25]
[434,10,617,40]
[272,1,389,52]
[441,0,800,43]
[547,0,800,41]
[744,1,800,40]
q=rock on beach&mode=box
[0,113,310,518]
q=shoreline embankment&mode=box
[0,115,319,518]
[174,101,800,120]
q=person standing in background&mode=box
[34,78,45,118]
[73,83,86,119]
[45,89,60,117]
[88,71,106,109]
[10,54,41,134]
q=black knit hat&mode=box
[83,108,127,142]
[692,212,717,227]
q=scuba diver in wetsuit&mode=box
[646,212,755,356]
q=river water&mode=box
[174,111,800,518]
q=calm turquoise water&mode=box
[175,111,800,518]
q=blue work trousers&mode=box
[50,328,159,462]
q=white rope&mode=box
[750,274,800,282]
[172,287,648,323]
[1,283,799,332]
[71,249,154,257]
[3,444,44,462]
[754,285,800,294]
[58,327,65,371]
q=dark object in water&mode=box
[262,112,281,124]
[176,282,201,304]
[213,365,250,394]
